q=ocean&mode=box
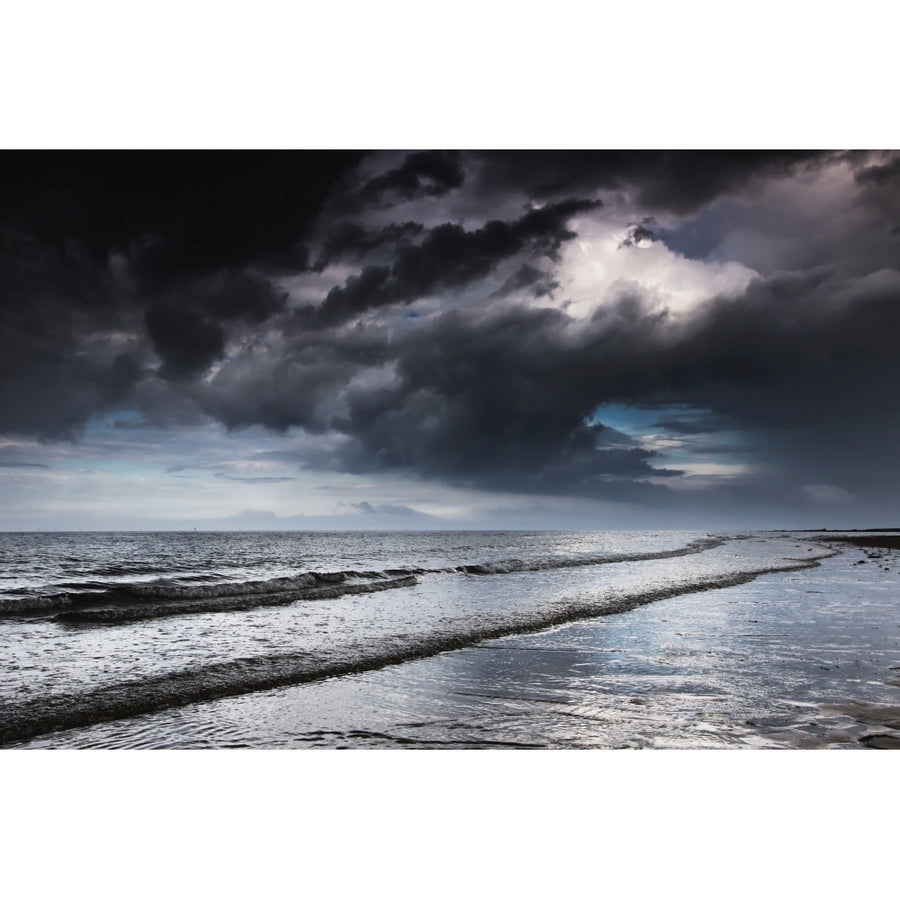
[1,529,898,748]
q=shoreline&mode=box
[0,557,821,747]
[816,533,900,551]
[10,534,900,749]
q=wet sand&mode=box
[816,533,900,551]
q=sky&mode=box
[2,149,900,530]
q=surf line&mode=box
[56,575,418,624]
[0,535,726,618]
[0,555,833,746]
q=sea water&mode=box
[3,529,893,748]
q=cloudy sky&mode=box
[1,150,899,530]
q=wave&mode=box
[56,575,418,624]
[0,570,406,616]
[0,594,74,614]
[126,572,321,599]
[0,555,825,746]
[454,536,725,575]
[70,563,176,578]
[0,536,724,618]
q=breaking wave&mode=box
[0,570,409,616]
[0,594,74,614]
[455,536,723,575]
[56,575,418,624]
[0,535,724,617]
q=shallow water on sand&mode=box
[9,533,896,749]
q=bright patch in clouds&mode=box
[555,210,758,318]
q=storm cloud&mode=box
[2,150,899,525]
[299,198,599,328]
[470,150,834,214]
[357,150,466,205]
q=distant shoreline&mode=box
[814,534,900,551]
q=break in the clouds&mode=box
[1,150,899,529]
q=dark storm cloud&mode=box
[0,151,366,282]
[307,265,392,327]
[0,232,144,438]
[316,304,687,498]
[201,323,391,435]
[652,268,900,500]
[0,153,600,437]
[144,306,226,381]
[198,258,900,503]
[312,221,424,271]
[298,198,599,328]
[199,298,686,499]
[0,151,364,435]
[175,271,287,324]
[472,150,834,214]
[851,151,900,187]
[144,271,288,380]
[357,150,465,205]
[667,267,900,418]
[3,150,900,516]
[848,151,900,236]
